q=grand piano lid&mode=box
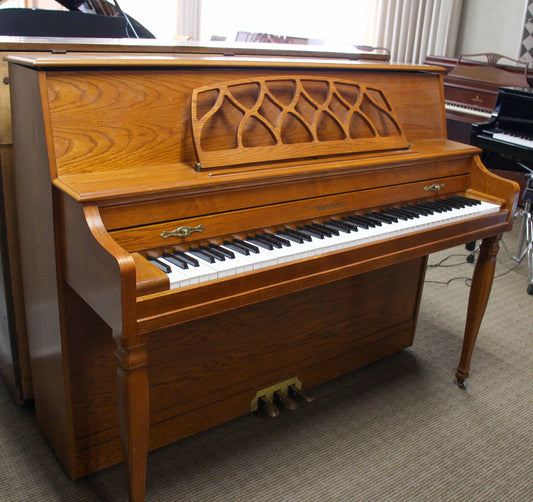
[0,0,155,39]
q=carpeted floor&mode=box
[1,222,531,502]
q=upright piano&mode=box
[7,51,519,502]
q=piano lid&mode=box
[492,86,533,131]
[0,1,155,39]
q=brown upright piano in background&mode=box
[7,50,519,502]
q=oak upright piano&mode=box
[7,50,519,501]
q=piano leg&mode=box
[456,235,501,388]
[116,339,150,502]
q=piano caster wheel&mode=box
[527,283,533,296]
[466,253,476,264]
[456,378,467,390]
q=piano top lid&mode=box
[4,50,445,73]
[0,37,392,61]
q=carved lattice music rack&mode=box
[191,76,409,170]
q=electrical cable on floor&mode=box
[424,252,524,287]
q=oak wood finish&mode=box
[0,39,388,403]
[7,52,519,502]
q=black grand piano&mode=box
[0,0,155,39]
[471,87,533,167]
[471,86,533,295]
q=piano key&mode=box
[312,223,337,236]
[162,252,189,269]
[199,245,226,261]
[298,225,325,239]
[157,197,501,290]
[284,228,312,242]
[254,233,282,248]
[492,132,533,149]
[382,208,411,220]
[209,243,235,259]
[147,256,171,273]
[323,219,352,233]
[263,232,291,247]
[246,236,274,250]
[173,250,199,267]
[368,211,397,223]
[343,215,371,229]
[223,240,251,255]
[188,247,216,263]
[234,238,260,253]
[276,229,305,244]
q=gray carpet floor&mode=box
[1,222,532,501]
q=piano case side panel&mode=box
[64,256,426,477]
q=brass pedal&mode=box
[274,390,298,410]
[258,396,280,418]
[288,384,315,403]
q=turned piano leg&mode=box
[116,339,150,502]
[456,235,501,389]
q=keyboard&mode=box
[146,196,500,289]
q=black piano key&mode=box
[417,201,444,213]
[396,206,421,218]
[188,247,216,263]
[173,250,199,267]
[199,245,226,261]
[382,208,410,220]
[338,218,360,231]
[308,223,333,237]
[283,228,312,242]
[276,230,305,244]
[209,243,235,259]
[409,203,433,215]
[441,197,462,209]
[264,232,291,247]
[368,211,396,223]
[342,216,368,229]
[260,233,287,247]
[313,222,337,236]
[297,225,324,239]
[162,252,188,269]
[344,215,372,228]
[234,238,260,253]
[147,256,171,273]
[254,234,281,248]
[449,195,480,206]
[430,200,454,211]
[223,240,250,256]
[246,236,274,250]
[324,219,352,233]
[360,214,383,226]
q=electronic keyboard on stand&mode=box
[7,51,519,502]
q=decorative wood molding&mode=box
[191,76,408,169]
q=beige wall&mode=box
[456,0,528,59]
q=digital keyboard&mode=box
[7,51,519,502]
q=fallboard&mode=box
[110,174,472,253]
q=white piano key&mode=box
[492,132,533,149]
